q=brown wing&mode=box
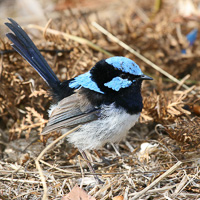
[41,91,99,135]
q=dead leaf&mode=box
[193,104,200,115]
[113,196,124,200]
[62,184,96,200]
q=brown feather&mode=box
[41,90,99,135]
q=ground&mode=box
[1,0,200,199]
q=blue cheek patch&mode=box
[104,77,133,91]
[105,56,142,76]
[69,72,104,94]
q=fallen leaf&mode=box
[113,195,124,200]
[193,104,200,115]
[62,184,96,200]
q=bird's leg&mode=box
[94,150,112,165]
[80,150,104,184]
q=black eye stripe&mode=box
[119,74,128,79]
[119,73,141,80]
[131,75,141,78]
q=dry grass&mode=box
[1,0,200,199]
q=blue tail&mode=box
[5,18,60,90]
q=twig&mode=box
[175,74,190,91]
[172,167,200,198]
[0,165,195,177]
[124,186,130,200]
[92,22,196,95]
[0,177,49,184]
[39,159,80,175]
[129,184,178,196]
[35,125,81,200]
[27,24,113,57]
[149,139,179,162]
[13,191,37,199]
[153,0,162,14]
[43,19,52,40]
[130,161,182,200]
[111,143,121,156]
[78,155,85,188]
[125,140,135,152]
[171,175,188,198]
[35,158,48,200]
[135,7,150,23]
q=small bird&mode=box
[6,18,153,183]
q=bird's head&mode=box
[69,56,153,95]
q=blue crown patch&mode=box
[105,56,142,76]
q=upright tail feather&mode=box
[5,18,60,90]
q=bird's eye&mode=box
[120,73,128,79]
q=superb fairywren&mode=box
[6,18,152,183]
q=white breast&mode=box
[67,103,140,150]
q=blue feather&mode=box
[5,18,60,89]
[69,72,104,94]
[186,28,198,46]
[182,28,198,54]
[104,77,133,91]
[105,57,142,75]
